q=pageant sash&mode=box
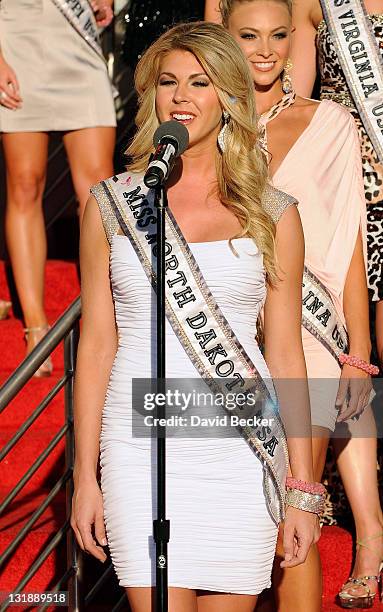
[92,172,289,524]
[302,267,348,363]
[320,0,383,164]
[50,0,105,62]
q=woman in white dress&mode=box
[71,22,321,612]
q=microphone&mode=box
[144,120,189,188]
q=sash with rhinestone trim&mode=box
[302,268,349,363]
[92,172,289,525]
[319,0,383,164]
[50,0,105,62]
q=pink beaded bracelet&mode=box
[286,477,326,496]
[338,353,379,376]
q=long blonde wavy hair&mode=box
[127,21,278,284]
[220,0,292,26]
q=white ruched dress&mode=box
[99,233,279,594]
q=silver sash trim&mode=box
[50,0,105,62]
[92,172,289,524]
[320,0,383,164]
[302,267,348,363]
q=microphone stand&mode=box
[153,182,170,612]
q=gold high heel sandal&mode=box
[338,532,383,609]
[24,325,53,378]
[0,299,12,320]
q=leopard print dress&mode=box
[317,15,383,302]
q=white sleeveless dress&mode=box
[97,206,285,593]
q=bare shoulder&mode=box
[83,194,103,229]
[81,195,110,249]
[296,98,354,130]
[295,96,320,108]
[287,96,320,122]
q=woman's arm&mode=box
[264,205,313,481]
[336,229,373,420]
[204,0,222,22]
[71,195,118,561]
[263,205,319,567]
[290,0,318,97]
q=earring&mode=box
[282,58,293,94]
[218,110,230,153]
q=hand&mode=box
[90,0,114,27]
[336,363,373,422]
[0,57,22,110]
[280,506,321,568]
[71,478,107,562]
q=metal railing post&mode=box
[64,323,83,611]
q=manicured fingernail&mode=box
[101,538,107,546]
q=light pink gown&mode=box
[272,100,367,430]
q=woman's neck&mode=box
[255,81,286,115]
[170,142,217,186]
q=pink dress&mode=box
[271,100,367,430]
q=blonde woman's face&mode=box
[228,1,291,90]
[155,50,222,150]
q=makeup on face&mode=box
[155,50,223,148]
[228,1,291,87]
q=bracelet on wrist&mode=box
[285,477,326,516]
[285,488,325,516]
[286,477,326,496]
[339,353,379,376]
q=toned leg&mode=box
[126,586,198,612]
[333,407,383,586]
[198,591,258,611]
[271,432,329,612]
[3,132,49,332]
[63,126,115,222]
[126,587,258,612]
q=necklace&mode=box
[258,91,296,158]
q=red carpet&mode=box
[0,261,78,601]
[0,261,382,610]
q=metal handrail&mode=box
[0,425,69,515]
[0,469,72,566]
[0,376,68,462]
[0,302,82,611]
[0,297,81,411]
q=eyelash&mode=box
[240,32,287,40]
[158,80,209,87]
[159,79,176,86]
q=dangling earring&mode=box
[218,110,230,153]
[282,58,293,94]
